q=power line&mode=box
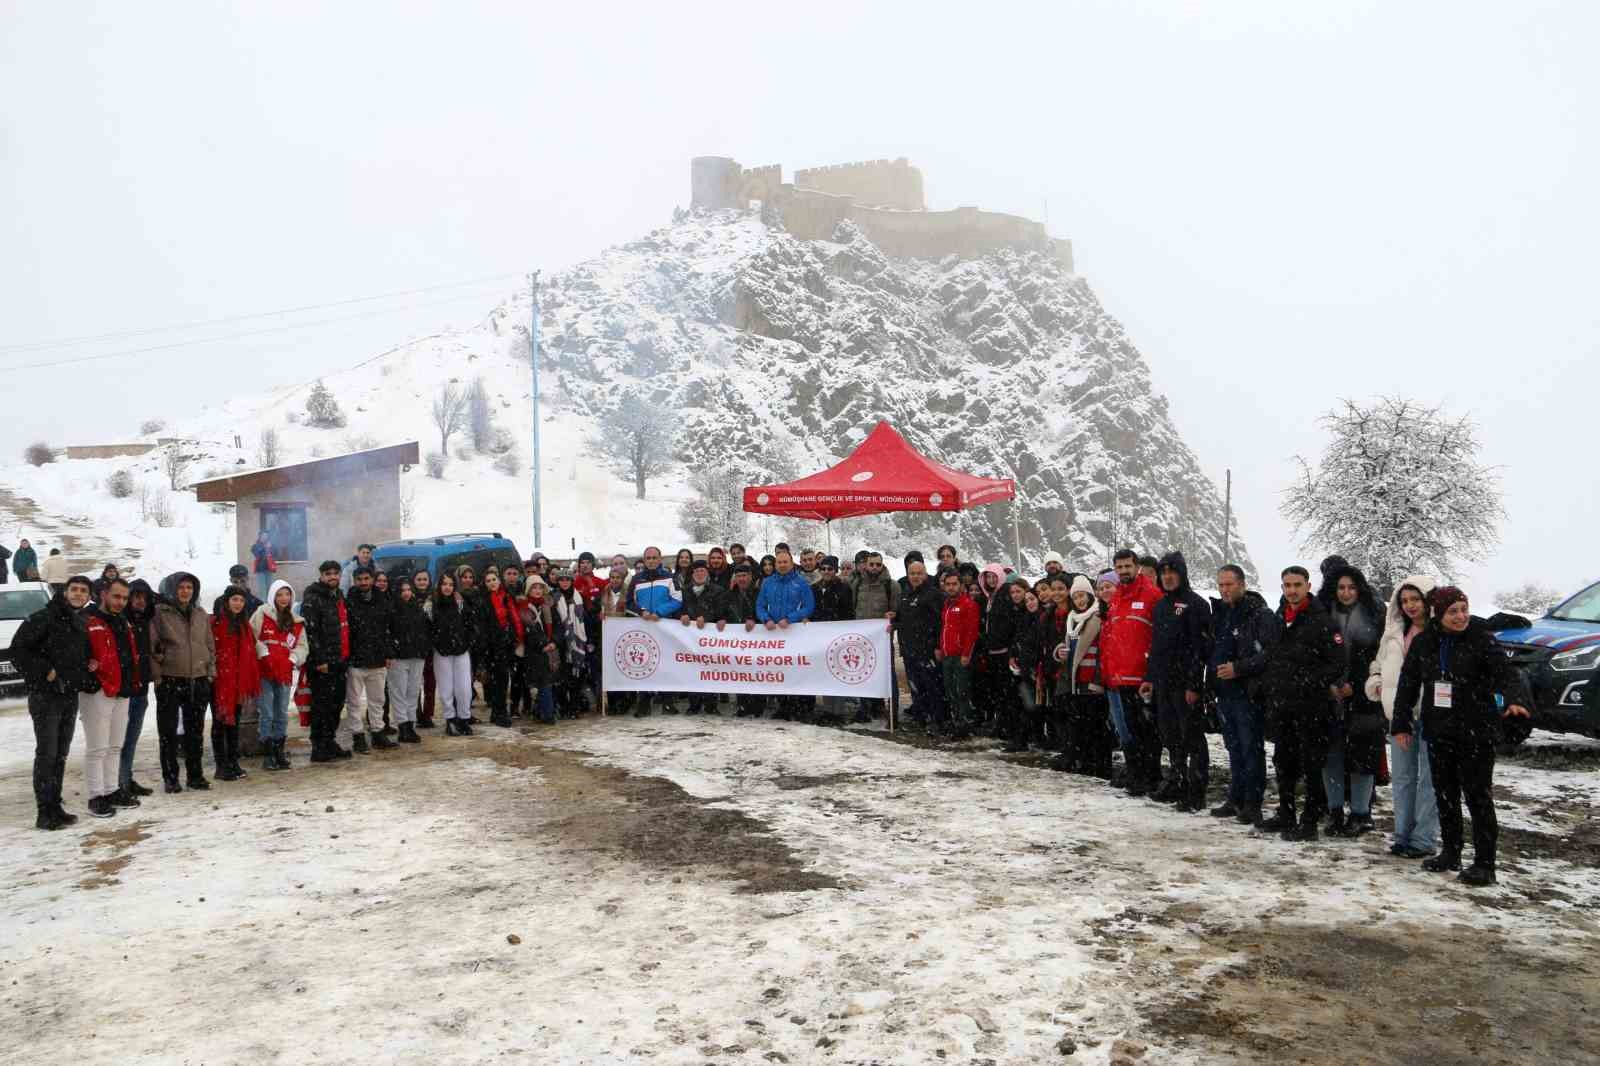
[0,288,510,372]
[0,271,523,354]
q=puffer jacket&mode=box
[345,584,397,668]
[1256,596,1341,708]
[391,592,432,660]
[1393,618,1532,744]
[811,579,854,624]
[756,568,815,624]
[1364,574,1438,721]
[251,580,308,687]
[300,580,350,668]
[86,606,142,698]
[150,573,215,682]
[1100,573,1161,686]
[11,590,96,695]
[424,592,474,657]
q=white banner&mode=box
[602,618,893,698]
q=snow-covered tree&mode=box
[304,380,347,428]
[595,390,676,500]
[679,468,747,544]
[466,376,495,452]
[1495,582,1564,617]
[430,382,469,456]
[1281,397,1503,592]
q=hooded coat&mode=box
[12,589,96,695]
[1146,552,1213,692]
[13,543,38,582]
[125,579,157,692]
[300,579,350,669]
[251,579,308,685]
[390,589,433,660]
[1364,574,1438,721]
[150,573,215,683]
[1324,565,1386,771]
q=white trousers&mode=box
[79,690,130,797]
[432,652,473,720]
[341,665,388,743]
[388,659,424,725]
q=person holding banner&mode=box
[627,547,684,717]
[680,559,728,715]
[723,563,767,719]
[755,546,816,722]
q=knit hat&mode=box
[1071,575,1095,599]
[819,555,839,571]
[1428,585,1468,619]
[1044,551,1064,566]
[1097,570,1117,590]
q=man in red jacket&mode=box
[936,570,980,739]
[1101,548,1163,795]
[83,579,142,817]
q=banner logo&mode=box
[825,633,878,685]
[614,629,662,681]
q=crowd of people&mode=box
[8,533,1532,889]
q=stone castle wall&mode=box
[689,155,1071,268]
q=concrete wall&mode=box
[231,465,402,594]
[65,443,159,460]
[794,158,924,210]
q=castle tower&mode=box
[691,156,742,211]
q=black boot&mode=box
[457,720,474,736]
[351,732,371,755]
[212,721,236,780]
[1210,801,1239,819]
[276,739,294,769]
[229,725,247,778]
[86,795,116,819]
[127,779,154,797]
[444,719,462,736]
[1152,779,1183,804]
[1326,810,1347,836]
[108,788,141,808]
[265,737,285,772]
[186,757,211,790]
[310,739,337,763]
[399,722,421,744]
[1258,807,1296,832]
[1235,805,1262,827]
[1422,851,1462,873]
[36,805,66,831]
[1287,814,1320,842]
[1458,863,1496,886]
[158,733,180,793]
[371,729,398,750]
[1338,813,1374,838]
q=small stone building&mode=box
[194,443,420,591]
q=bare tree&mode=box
[163,444,191,491]
[431,382,469,455]
[595,391,676,500]
[1281,397,1504,592]
[257,427,281,468]
[466,376,495,452]
[678,467,747,543]
[22,441,54,467]
[399,488,417,531]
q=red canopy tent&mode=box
[742,421,1016,523]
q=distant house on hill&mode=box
[192,442,419,591]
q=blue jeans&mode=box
[255,571,274,604]
[536,685,556,724]
[1216,694,1264,807]
[259,678,292,742]
[1323,746,1375,816]
[119,689,149,789]
[1390,734,1439,850]
[1106,688,1135,750]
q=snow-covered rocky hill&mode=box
[0,210,1248,583]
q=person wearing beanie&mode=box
[1391,587,1531,886]
[216,566,263,619]
[722,563,767,719]
[209,586,261,781]
[1043,552,1065,578]
[679,560,728,715]
[1053,574,1110,775]
[810,556,855,726]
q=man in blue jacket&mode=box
[1207,565,1280,826]
[1140,552,1213,812]
[626,546,683,717]
[756,546,816,721]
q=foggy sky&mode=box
[3,2,1596,600]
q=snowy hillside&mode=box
[0,209,1249,585]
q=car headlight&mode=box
[1550,644,1600,672]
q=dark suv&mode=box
[1493,579,1600,741]
[371,533,523,587]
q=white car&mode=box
[1,581,54,698]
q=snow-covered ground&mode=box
[3,705,1596,1065]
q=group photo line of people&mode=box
[8,531,1530,889]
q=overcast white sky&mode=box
[3,2,1596,599]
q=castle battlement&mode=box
[689,155,1071,270]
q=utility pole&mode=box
[1222,468,1232,563]
[1011,493,1024,572]
[530,271,542,550]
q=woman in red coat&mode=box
[211,586,261,782]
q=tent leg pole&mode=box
[889,630,898,733]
